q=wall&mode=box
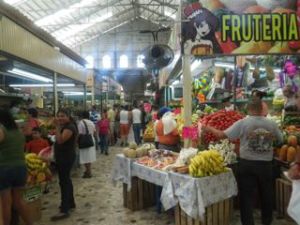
[0,16,87,83]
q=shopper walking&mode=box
[132,103,142,145]
[203,99,283,225]
[51,109,78,221]
[97,110,110,155]
[114,104,120,144]
[78,111,97,178]
[0,109,32,225]
[120,105,131,146]
[107,105,116,145]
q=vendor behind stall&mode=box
[283,85,297,111]
[156,107,180,152]
[221,95,234,111]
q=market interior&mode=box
[1,0,300,225]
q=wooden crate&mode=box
[123,177,156,211]
[276,178,292,219]
[19,198,42,225]
[175,198,234,225]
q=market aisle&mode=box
[36,145,296,225]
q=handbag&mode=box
[78,120,94,149]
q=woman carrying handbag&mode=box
[77,111,97,178]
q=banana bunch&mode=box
[191,114,199,124]
[25,153,46,171]
[189,150,229,177]
[272,98,285,106]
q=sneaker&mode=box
[50,212,70,221]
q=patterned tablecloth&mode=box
[111,154,238,219]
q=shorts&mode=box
[120,124,129,136]
[0,165,27,191]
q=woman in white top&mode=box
[119,105,131,146]
[77,111,97,178]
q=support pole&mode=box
[233,56,237,110]
[83,84,87,110]
[182,54,192,148]
[53,72,58,115]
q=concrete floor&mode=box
[35,146,297,225]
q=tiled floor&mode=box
[36,146,297,225]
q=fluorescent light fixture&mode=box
[63,91,92,96]
[53,12,113,41]
[3,0,27,5]
[172,80,180,86]
[214,62,235,69]
[250,66,281,73]
[165,10,176,20]
[191,60,202,71]
[8,68,52,83]
[35,0,98,26]
[10,83,75,88]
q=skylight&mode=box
[35,0,99,26]
[164,10,176,20]
[3,0,27,5]
[52,12,113,41]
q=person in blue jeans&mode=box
[97,110,110,155]
[132,103,142,145]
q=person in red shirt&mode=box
[97,110,110,155]
[26,127,49,155]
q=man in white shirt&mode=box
[132,103,142,145]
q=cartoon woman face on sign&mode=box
[182,2,222,55]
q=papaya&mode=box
[279,145,288,161]
[287,146,297,162]
[287,135,298,147]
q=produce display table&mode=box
[112,154,238,222]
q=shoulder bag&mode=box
[78,120,94,149]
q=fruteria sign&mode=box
[182,0,300,56]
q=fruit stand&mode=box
[112,144,238,224]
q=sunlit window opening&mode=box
[120,55,128,68]
[103,55,112,69]
[137,55,145,68]
[85,55,94,69]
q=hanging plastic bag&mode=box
[38,146,54,162]
[162,112,177,135]
[287,180,300,224]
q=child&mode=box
[97,110,110,155]
[26,127,49,155]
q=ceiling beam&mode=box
[41,0,127,33]
[60,9,134,44]
[152,0,177,10]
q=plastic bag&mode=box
[162,112,177,135]
[288,180,300,224]
[38,146,54,162]
[175,148,198,165]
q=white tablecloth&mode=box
[111,154,238,220]
[161,171,237,220]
